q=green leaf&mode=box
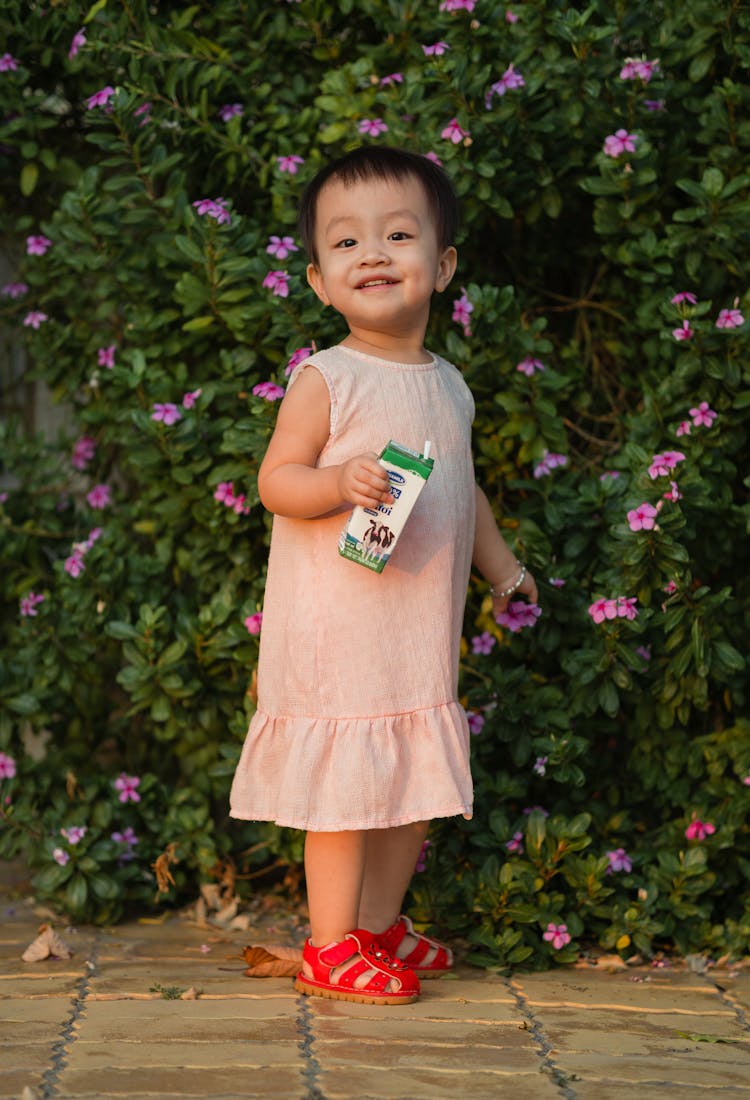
[20,163,39,197]
[182,315,215,331]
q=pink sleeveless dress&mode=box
[229,345,476,831]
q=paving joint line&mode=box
[505,976,578,1099]
[38,933,100,1099]
[700,971,750,1035]
[296,994,327,1100]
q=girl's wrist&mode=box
[489,563,526,600]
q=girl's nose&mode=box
[359,240,388,265]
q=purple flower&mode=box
[266,235,299,260]
[533,450,567,478]
[644,99,665,111]
[1,282,28,298]
[506,831,524,853]
[252,381,286,401]
[114,772,141,803]
[516,357,545,376]
[471,631,496,655]
[452,288,473,335]
[0,53,19,72]
[626,502,659,532]
[97,345,116,369]
[467,711,485,735]
[71,436,96,471]
[716,308,744,329]
[61,826,86,845]
[286,346,313,375]
[218,103,243,122]
[603,129,638,157]
[441,118,470,144]
[86,484,111,509]
[496,601,542,633]
[0,752,17,779]
[20,592,45,617]
[607,847,632,873]
[112,826,138,846]
[192,197,231,226]
[636,645,651,662]
[672,319,694,341]
[647,451,685,479]
[671,291,697,306]
[69,28,87,59]
[262,270,290,298]
[485,65,525,107]
[151,402,182,425]
[533,756,548,777]
[86,85,116,110]
[182,388,202,409]
[27,235,52,256]
[244,612,263,634]
[23,311,48,329]
[689,401,717,428]
[440,0,476,10]
[523,805,549,817]
[276,155,305,174]
[422,42,450,56]
[380,73,403,86]
[358,118,389,136]
[52,847,70,866]
[549,578,566,588]
[543,923,571,950]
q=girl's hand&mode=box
[337,453,394,509]
[491,567,539,616]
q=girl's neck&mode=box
[342,332,432,365]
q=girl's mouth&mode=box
[357,278,397,289]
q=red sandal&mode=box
[375,914,453,978]
[294,928,420,1005]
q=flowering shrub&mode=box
[1,0,748,965]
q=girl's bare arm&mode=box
[473,485,538,611]
[257,367,393,519]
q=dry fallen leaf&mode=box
[180,986,201,1000]
[243,944,302,978]
[22,924,73,962]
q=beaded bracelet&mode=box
[490,564,527,600]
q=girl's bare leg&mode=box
[304,830,366,946]
[357,820,430,933]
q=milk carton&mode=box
[338,440,434,573]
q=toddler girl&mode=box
[230,146,538,1004]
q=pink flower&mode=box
[486,65,525,106]
[134,102,152,125]
[506,10,519,22]
[743,776,750,787]
[672,320,694,341]
[86,85,115,110]
[277,155,305,174]
[252,381,286,401]
[358,118,389,136]
[600,470,621,481]
[114,772,141,803]
[543,923,571,950]
[603,129,638,157]
[71,436,96,471]
[424,151,443,165]
[663,481,682,502]
[506,831,524,853]
[616,597,639,621]
[61,826,86,845]
[675,420,692,437]
[440,0,476,10]
[64,551,86,578]
[471,631,496,655]
[97,345,116,369]
[0,753,17,779]
[266,235,299,260]
[685,817,715,841]
[68,28,87,59]
[549,578,566,588]
[262,270,290,298]
[218,103,243,121]
[244,612,263,635]
[441,118,470,144]
[607,848,632,873]
[467,711,485,735]
[671,291,697,306]
[716,308,744,329]
[0,53,19,72]
[20,592,45,617]
[23,311,48,329]
[52,848,70,866]
[231,494,249,515]
[648,451,685,479]
[214,481,236,506]
[422,42,450,56]
[452,288,473,335]
[85,527,103,550]
[380,73,403,86]
[415,839,431,872]
[636,645,651,662]
[496,601,542,633]
[27,234,53,256]
[589,597,638,624]
[192,197,231,226]
[286,346,313,375]
[151,402,182,425]
[516,356,545,376]
[627,502,659,532]
[620,58,660,83]
[182,388,202,409]
[112,826,139,847]
[1,282,29,298]
[533,451,568,478]
[689,401,717,428]
[663,580,678,595]
[86,483,111,509]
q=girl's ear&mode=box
[307,263,331,306]
[434,246,458,293]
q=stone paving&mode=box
[2,891,750,1100]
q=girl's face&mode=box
[306,174,456,354]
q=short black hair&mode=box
[298,146,459,264]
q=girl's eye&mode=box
[335,238,356,249]
[389,232,411,241]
